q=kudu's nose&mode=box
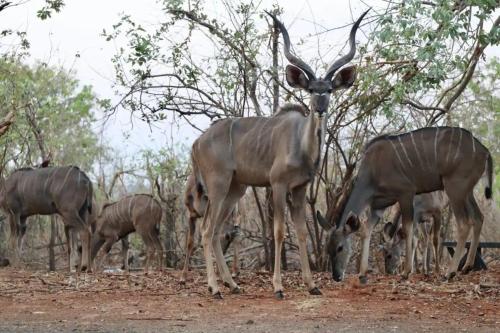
[332,273,343,282]
[81,265,88,272]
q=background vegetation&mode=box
[0,0,498,273]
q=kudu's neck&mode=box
[338,174,372,227]
[300,111,326,168]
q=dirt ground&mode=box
[0,265,498,333]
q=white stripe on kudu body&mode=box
[389,139,413,183]
[453,129,463,162]
[397,136,413,167]
[410,131,425,170]
[434,127,439,165]
[471,131,476,153]
[59,167,74,192]
[445,127,455,165]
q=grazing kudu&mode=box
[190,10,369,298]
[180,173,242,284]
[382,191,446,275]
[90,194,163,272]
[0,166,93,271]
[317,127,493,283]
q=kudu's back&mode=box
[96,194,162,238]
[1,166,92,218]
[363,127,492,197]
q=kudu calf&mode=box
[90,194,163,271]
[382,191,446,275]
[318,127,493,283]
[0,166,93,271]
[180,173,242,284]
[190,10,368,298]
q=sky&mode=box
[1,0,499,160]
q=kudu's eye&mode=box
[387,254,392,260]
[337,246,343,253]
[327,89,333,94]
[308,88,313,93]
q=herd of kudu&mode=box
[0,10,494,299]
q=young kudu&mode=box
[0,166,93,271]
[317,127,493,283]
[382,191,446,275]
[191,10,369,298]
[90,194,163,272]
[180,173,241,284]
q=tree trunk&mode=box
[164,195,178,268]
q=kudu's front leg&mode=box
[7,213,21,264]
[400,199,415,280]
[272,186,287,299]
[289,186,320,295]
[358,210,380,284]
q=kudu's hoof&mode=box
[179,279,186,286]
[212,291,223,300]
[359,276,368,285]
[274,290,284,300]
[444,271,456,281]
[400,273,409,281]
[309,287,322,295]
[461,266,473,275]
[231,286,241,294]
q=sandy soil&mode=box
[0,266,498,333]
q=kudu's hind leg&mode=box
[212,184,245,294]
[289,185,319,294]
[121,237,130,271]
[445,199,470,280]
[64,226,77,272]
[432,212,442,275]
[180,217,197,283]
[420,223,431,275]
[462,195,483,274]
[17,217,27,253]
[150,230,163,271]
[61,212,91,271]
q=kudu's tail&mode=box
[484,153,493,199]
[190,141,206,198]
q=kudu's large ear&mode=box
[286,65,310,90]
[382,222,396,242]
[331,65,357,90]
[343,212,360,235]
[316,210,334,231]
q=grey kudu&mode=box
[190,10,369,298]
[0,166,93,271]
[382,191,446,275]
[317,127,493,283]
[90,194,163,272]
[180,173,242,284]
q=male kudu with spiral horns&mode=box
[190,9,369,299]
